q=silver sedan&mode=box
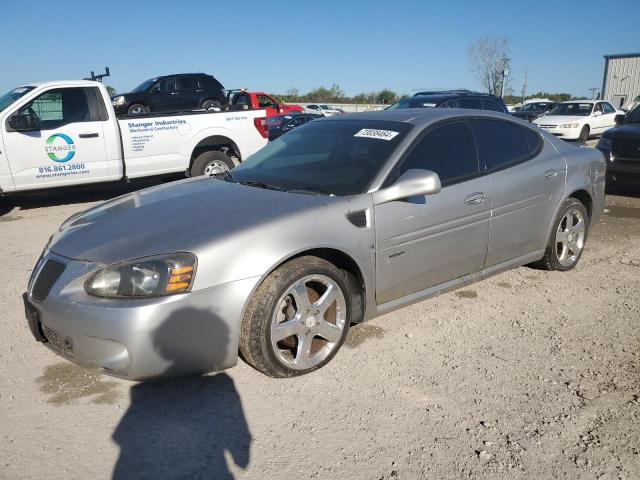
[24,109,606,380]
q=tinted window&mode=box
[459,98,482,109]
[602,102,616,114]
[482,99,504,112]
[18,87,97,129]
[232,93,251,106]
[473,119,534,171]
[176,77,198,90]
[232,120,413,196]
[443,99,458,108]
[522,128,542,154]
[257,95,274,108]
[392,120,479,186]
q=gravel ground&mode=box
[1,175,639,479]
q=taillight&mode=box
[254,117,268,138]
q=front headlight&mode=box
[560,123,580,128]
[85,252,197,298]
[596,137,613,151]
[112,96,126,106]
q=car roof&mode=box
[562,100,597,104]
[318,108,515,128]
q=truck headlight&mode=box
[596,137,612,151]
[112,96,126,106]
[85,253,197,298]
[560,123,579,128]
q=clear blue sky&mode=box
[2,0,639,98]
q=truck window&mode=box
[257,95,275,108]
[232,93,251,107]
[18,87,100,129]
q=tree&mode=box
[105,85,117,96]
[377,89,397,104]
[468,36,511,96]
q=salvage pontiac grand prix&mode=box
[24,109,605,379]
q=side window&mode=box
[594,103,603,113]
[442,99,459,108]
[473,119,535,171]
[482,99,504,112]
[232,93,251,107]
[257,95,275,108]
[459,98,482,109]
[162,78,176,92]
[392,120,479,187]
[176,77,197,91]
[19,88,96,129]
[308,105,317,110]
[602,102,616,114]
[522,128,543,154]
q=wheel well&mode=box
[569,189,593,219]
[290,248,366,324]
[190,136,241,166]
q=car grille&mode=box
[42,324,74,357]
[31,259,66,302]
[538,124,557,128]
[612,138,640,160]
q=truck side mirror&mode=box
[8,113,38,131]
[614,114,626,125]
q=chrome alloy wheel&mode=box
[130,105,147,115]
[270,274,347,370]
[203,160,230,176]
[555,208,586,267]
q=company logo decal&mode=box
[45,133,76,162]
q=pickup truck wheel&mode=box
[531,198,589,271]
[202,100,221,110]
[128,103,149,115]
[578,125,590,142]
[239,256,352,378]
[190,151,235,176]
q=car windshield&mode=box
[521,103,547,111]
[548,103,593,116]
[387,97,438,110]
[231,120,413,196]
[626,104,640,122]
[131,79,156,93]
[0,86,35,112]
[320,105,331,109]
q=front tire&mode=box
[190,150,235,176]
[127,103,149,115]
[532,198,589,271]
[239,256,352,378]
[578,125,590,142]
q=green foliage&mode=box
[270,85,403,105]
[504,91,575,104]
[105,85,117,96]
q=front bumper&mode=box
[536,125,581,139]
[601,151,640,186]
[24,253,260,381]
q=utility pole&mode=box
[521,69,528,102]
[500,56,510,98]
[587,87,600,100]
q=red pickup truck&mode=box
[229,90,303,117]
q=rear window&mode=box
[473,119,539,172]
[482,99,505,112]
[232,120,413,196]
[459,98,482,109]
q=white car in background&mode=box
[305,104,342,116]
[533,100,622,142]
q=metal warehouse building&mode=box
[601,52,640,109]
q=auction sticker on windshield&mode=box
[354,129,400,141]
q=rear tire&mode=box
[578,125,590,142]
[127,103,149,115]
[531,198,589,271]
[190,151,235,177]
[239,256,352,378]
[202,99,221,110]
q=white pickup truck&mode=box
[0,80,268,195]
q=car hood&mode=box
[534,115,585,125]
[512,110,537,118]
[602,122,640,139]
[48,177,340,264]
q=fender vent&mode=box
[346,210,368,228]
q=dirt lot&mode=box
[1,177,639,480]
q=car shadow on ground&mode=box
[606,184,640,199]
[0,176,182,216]
[112,307,251,480]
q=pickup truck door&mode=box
[2,86,111,191]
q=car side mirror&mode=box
[8,112,38,131]
[373,169,441,205]
[614,113,626,125]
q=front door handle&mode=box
[465,192,485,205]
[544,169,558,178]
[79,132,99,138]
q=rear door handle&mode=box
[79,133,99,138]
[465,192,485,205]
[544,169,558,178]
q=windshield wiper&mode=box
[287,186,334,196]
[238,180,286,192]
[212,170,235,182]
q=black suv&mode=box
[596,105,640,190]
[111,73,226,116]
[387,90,509,113]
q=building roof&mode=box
[603,53,640,59]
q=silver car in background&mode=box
[24,109,606,380]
